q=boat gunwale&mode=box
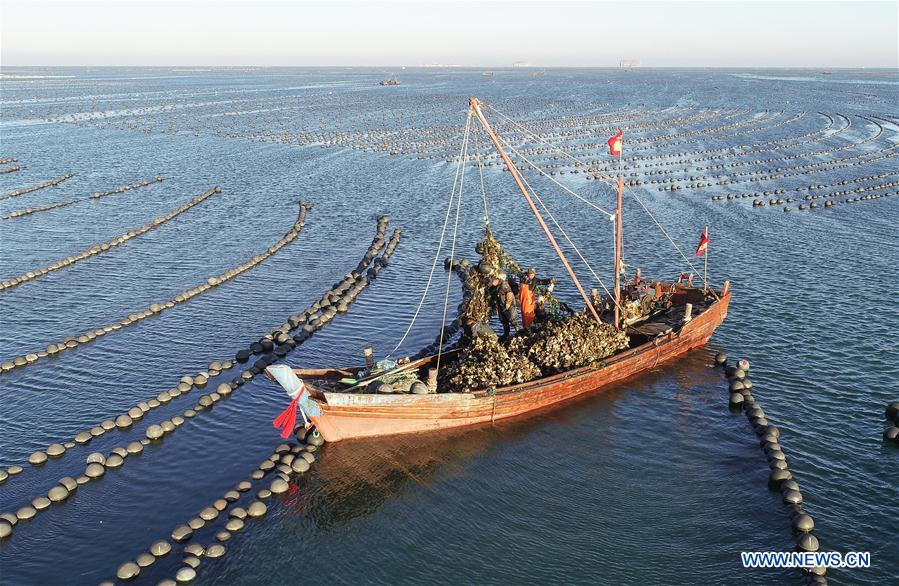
[294,290,729,405]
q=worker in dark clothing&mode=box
[534,294,552,324]
[488,273,520,341]
[460,316,498,345]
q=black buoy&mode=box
[714,352,727,366]
[793,513,815,533]
[886,402,899,422]
[768,469,792,489]
[235,349,251,363]
[883,426,899,442]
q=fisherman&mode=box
[488,272,520,341]
[460,315,498,345]
[534,294,552,324]
[515,268,555,328]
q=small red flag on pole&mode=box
[607,130,622,156]
[694,227,710,256]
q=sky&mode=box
[1,0,897,68]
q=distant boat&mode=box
[482,71,494,77]
[821,71,833,75]
[533,70,545,77]
[378,78,401,86]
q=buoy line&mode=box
[0,186,219,292]
[0,196,302,373]
[0,219,400,537]
[561,111,843,179]
[0,359,236,489]
[659,146,899,192]
[0,157,17,165]
[0,216,398,490]
[581,112,842,175]
[0,163,21,175]
[714,353,827,585]
[1,177,165,221]
[105,436,324,585]
[89,176,164,200]
[1,198,79,219]
[711,171,899,205]
[0,174,73,202]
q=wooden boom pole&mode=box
[468,97,601,323]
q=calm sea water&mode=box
[1,67,897,586]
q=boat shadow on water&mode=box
[280,346,721,530]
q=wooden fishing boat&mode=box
[267,97,731,442]
[285,283,728,442]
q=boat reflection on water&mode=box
[277,347,719,529]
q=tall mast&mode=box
[613,176,623,328]
[468,97,601,323]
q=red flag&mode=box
[607,130,622,156]
[694,228,710,256]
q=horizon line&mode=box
[3,64,897,70]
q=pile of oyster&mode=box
[441,312,629,392]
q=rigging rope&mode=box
[503,137,627,316]
[472,126,491,227]
[387,111,472,358]
[485,102,711,290]
[436,111,472,373]
[500,139,615,218]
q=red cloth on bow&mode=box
[273,396,299,439]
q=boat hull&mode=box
[305,291,730,442]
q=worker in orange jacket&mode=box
[515,268,554,328]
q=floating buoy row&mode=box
[690,117,882,175]
[659,141,898,191]
[0,186,223,293]
[1,176,165,220]
[0,157,17,164]
[108,436,323,584]
[1,377,247,535]
[0,359,237,489]
[716,353,827,585]
[0,197,305,374]
[884,402,899,443]
[0,218,399,530]
[755,189,897,213]
[1,198,79,219]
[90,176,164,199]
[711,173,898,205]
[546,111,836,175]
[0,173,73,202]
[0,163,20,174]
[235,222,402,377]
[0,214,395,488]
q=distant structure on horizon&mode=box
[512,61,535,68]
[619,59,640,69]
